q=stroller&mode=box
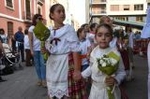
[0,43,22,75]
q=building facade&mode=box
[0,0,46,38]
[88,0,149,30]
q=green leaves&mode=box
[33,21,50,41]
[33,21,50,61]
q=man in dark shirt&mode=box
[14,26,24,62]
[0,36,6,82]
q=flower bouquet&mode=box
[33,21,50,61]
[97,51,120,99]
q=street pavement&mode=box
[0,55,148,99]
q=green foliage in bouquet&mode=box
[97,51,120,99]
[33,21,50,41]
[97,52,120,76]
[33,21,50,61]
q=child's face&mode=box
[80,30,86,39]
[84,25,89,32]
[104,18,112,26]
[95,26,112,49]
[51,5,66,23]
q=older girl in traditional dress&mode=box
[45,3,87,99]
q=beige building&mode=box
[88,0,149,30]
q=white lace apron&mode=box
[46,53,69,99]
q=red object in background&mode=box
[133,39,150,55]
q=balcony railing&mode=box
[91,10,106,15]
[92,0,106,4]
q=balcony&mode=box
[91,0,106,5]
[91,10,107,16]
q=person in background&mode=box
[11,34,16,53]
[125,24,134,81]
[134,31,141,40]
[28,14,46,88]
[24,29,33,66]
[0,35,6,82]
[0,28,8,44]
[99,16,113,27]
[45,3,87,99]
[14,26,25,62]
[77,27,92,96]
[81,23,90,33]
[89,23,98,46]
[77,27,91,71]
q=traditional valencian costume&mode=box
[45,24,87,99]
[81,46,126,99]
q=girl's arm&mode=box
[73,52,82,81]
[28,31,34,55]
[73,52,81,71]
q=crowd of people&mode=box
[0,3,150,99]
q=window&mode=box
[115,17,128,21]
[6,0,13,8]
[38,7,41,14]
[134,4,143,10]
[110,5,119,11]
[25,0,31,20]
[7,22,13,38]
[123,5,130,11]
[136,16,143,22]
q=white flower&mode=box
[102,62,107,67]
[100,59,104,64]
[110,58,117,66]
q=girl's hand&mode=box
[30,50,34,56]
[73,70,82,81]
[41,47,48,54]
[105,76,117,86]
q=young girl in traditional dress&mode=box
[77,24,126,99]
[77,27,92,96]
[45,3,87,99]
[77,27,91,71]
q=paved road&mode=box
[0,55,148,99]
[123,55,148,99]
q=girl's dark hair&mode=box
[125,24,132,32]
[32,14,42,25]
[49,3,64,20]
[0,28,5,34]
[77,27,84,37]
[81,23,88,28]
[90,23,98,31]
[96,23,113,36]
[24,29,28,35]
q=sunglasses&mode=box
[38,17,43,20]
